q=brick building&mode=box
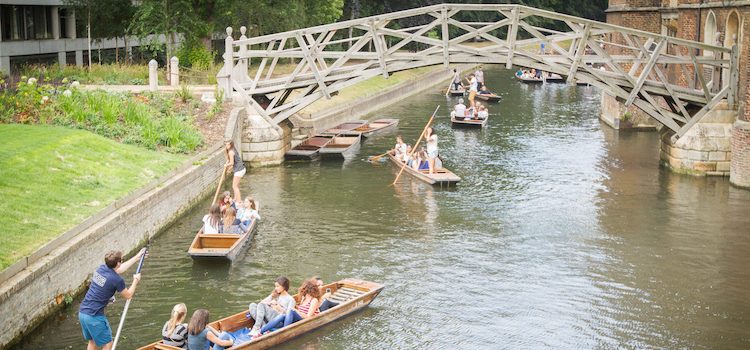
[605,0,750,187]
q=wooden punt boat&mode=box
[319,135,361,159]
[354,118,399,138]
[516,73,566,83]
[475,93,502,103]
[387,151,460,186]
[451,114,488,128]
[285,135,334,160]
[136,278,384,350]
[448,89,466,96]
[321,120,369,136]
[187,216,259,260]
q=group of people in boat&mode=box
[202,191,261,235]
[450,98,488,121]
[392,129,442,174]
[159,276,340,349]
[451,67,488,108]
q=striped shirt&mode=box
[296,298,319,317]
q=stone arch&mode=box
[704,11,718,91]
[722,10,742,86]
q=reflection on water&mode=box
[15,68,750,350]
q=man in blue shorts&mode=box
[79,249,145,350]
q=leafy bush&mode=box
[0,79,203,154]
[177,42,216,70]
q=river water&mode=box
[15,68,750,349]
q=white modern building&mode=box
[0,0,156,74]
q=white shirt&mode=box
[475,70,484,83]
[469,77,478,92]
[454,103,466,117]
[426,135,438,154]
[202,215,219,234]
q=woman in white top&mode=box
[202,204,222,234]
[425,127,439,174]
[394,135,408,162]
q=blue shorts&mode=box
[79,312,113,346]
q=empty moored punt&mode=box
[188,215,259,261]
[388,151,461,186]
[451,114,488,128]
[285,135,334,160]
[321,120,369,136]
[475,93,502,103]
[136,278,384,350]
[355,118,399,138]
[319,135,361,159]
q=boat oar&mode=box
[368,151,390,162]
[392,105,439,185]
[111,246,148,350]
[444,78,453,97]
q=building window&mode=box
[0,5,54,41]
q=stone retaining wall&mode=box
[730,119,750,187]
[0,108,244,349]
[600,91,659,130]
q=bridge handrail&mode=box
[230,4,731,54]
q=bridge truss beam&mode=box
[218,4,738,138]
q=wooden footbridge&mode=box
[216,3,738,139]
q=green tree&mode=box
[128,0,206,63]
[64,0,135,65]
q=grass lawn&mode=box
[0,124,186,270]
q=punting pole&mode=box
[111,247,148,350]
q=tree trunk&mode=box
[115,37,119,64]
[87,6,92,70]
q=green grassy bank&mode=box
[0,124,185,269]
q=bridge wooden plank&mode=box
[296,33,331,99]
[369,22,390,78]
[505,7,519,69]
[691,53,712,103]
[264,37,287,81]
[567,23,591,84]
[441,8,450,66]
[625,40,665,106]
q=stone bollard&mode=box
[148,59,158,91]
[170,56,179,87]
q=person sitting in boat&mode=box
[393,136,409,162]
[248,276,296,337]
[314,277,339,312]
[409,148,424,171]
[451,98,467,120]
[418,150,431,171]
[477,105,489,120]
[260,279,321,335]
[220,207,248,234]
[534,69,542,79]
[217,191,235,214]
[202,204,222,234]
[162,303,188,349]
[187,309,234,350]
[478,86,493,95]
[239,197,261,226]
[515,69,524,79]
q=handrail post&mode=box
[728,44,739,108]
[239,26,250,83]
[216,27,234,101]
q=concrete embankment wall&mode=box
[0,109,244,349]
